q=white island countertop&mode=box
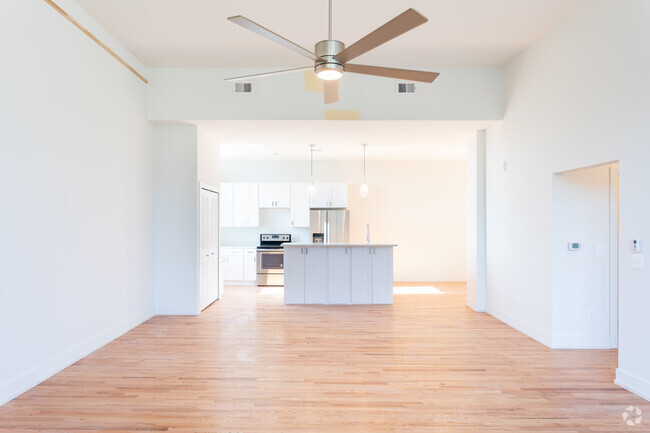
[284,243,397,248]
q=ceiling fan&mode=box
[225,0,439,104]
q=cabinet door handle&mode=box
[305,248,308,254]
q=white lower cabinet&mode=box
[371,247,393,304]
[350,247,373,304]
[284,245,394,304]
[328,247,352,304]
[284,247,305,304]
[221,247,256,282]
[304,247,328,304]
[243,248,257,281]
[284,246,328,304]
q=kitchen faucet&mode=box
[366,223,370,244]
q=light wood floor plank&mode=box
[0,283,647,432]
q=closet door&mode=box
[199,187,220,311]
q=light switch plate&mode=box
[632,254,644,270]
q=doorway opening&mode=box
[551,162,619,349]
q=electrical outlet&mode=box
[589,311,596,321]
[633,254,644,270]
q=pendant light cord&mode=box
[310,144,315,181]
[363,143,367,181]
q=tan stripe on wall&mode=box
[43,0,148,84]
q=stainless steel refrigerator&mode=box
[310,210,350,244]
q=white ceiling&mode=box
[75,0,582,68]
[196,120,496,161]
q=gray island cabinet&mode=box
[283,244,396,305]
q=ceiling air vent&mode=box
[397,83,416,94]
[234,82,252,93]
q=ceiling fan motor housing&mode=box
[314,40,345,76]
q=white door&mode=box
[330,183,348,208]
[222,249,244,280]
[199,187,220,311]
[247,183,259,226]
[311,183,331,208]
[258,183,277,208]
[243,248,257,281]
[284,247,305,304]
[276,183,291,208]
[233,183,259,226]
[351,247,373,304]
[372,247,394,304]
[304,247,328,304]
[220,183,234,227]
[327,247,351,304]
[291,183,310,227]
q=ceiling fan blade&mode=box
[324,80,339,104]
[228,15,320,62]
[225,66,312,82]
[334,9,427,64]
[345,64,439,83]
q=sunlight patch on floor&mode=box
[393,286,443,295]
[259,287,284,295]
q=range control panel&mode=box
[261,234,291,242]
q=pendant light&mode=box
[360,143,369,198]
[308,144,317,198]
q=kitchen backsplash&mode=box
[220,209,310,246]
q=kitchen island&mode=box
[283,243,397,305]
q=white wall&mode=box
[146,67,503,121]
[0,0,153,405]
[466,131,487,311]
[154,125,199,314]
[154,124,220,314]
[485,0,650,400]
[221,159,467,282]
[551,164,617,348]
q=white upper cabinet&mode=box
[221,183,259,227]
[259,183,290,208]
[220,183,234,227]
[290,183,310,227]
[310,183,348,209]
[330,183,348,208]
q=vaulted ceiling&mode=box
[75,0,583,68]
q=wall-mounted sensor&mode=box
[632,239,641,253]
[568,242,581,251]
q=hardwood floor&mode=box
[0,282,647,432]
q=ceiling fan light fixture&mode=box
[315,62,344,81]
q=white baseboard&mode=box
[466,297,477,311]
[486,303,552,347]
[615,369,650,402]
[0,307,154,407]
[155,304,199,315]
[551,334,612,349]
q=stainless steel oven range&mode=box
[256,234,291,286]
